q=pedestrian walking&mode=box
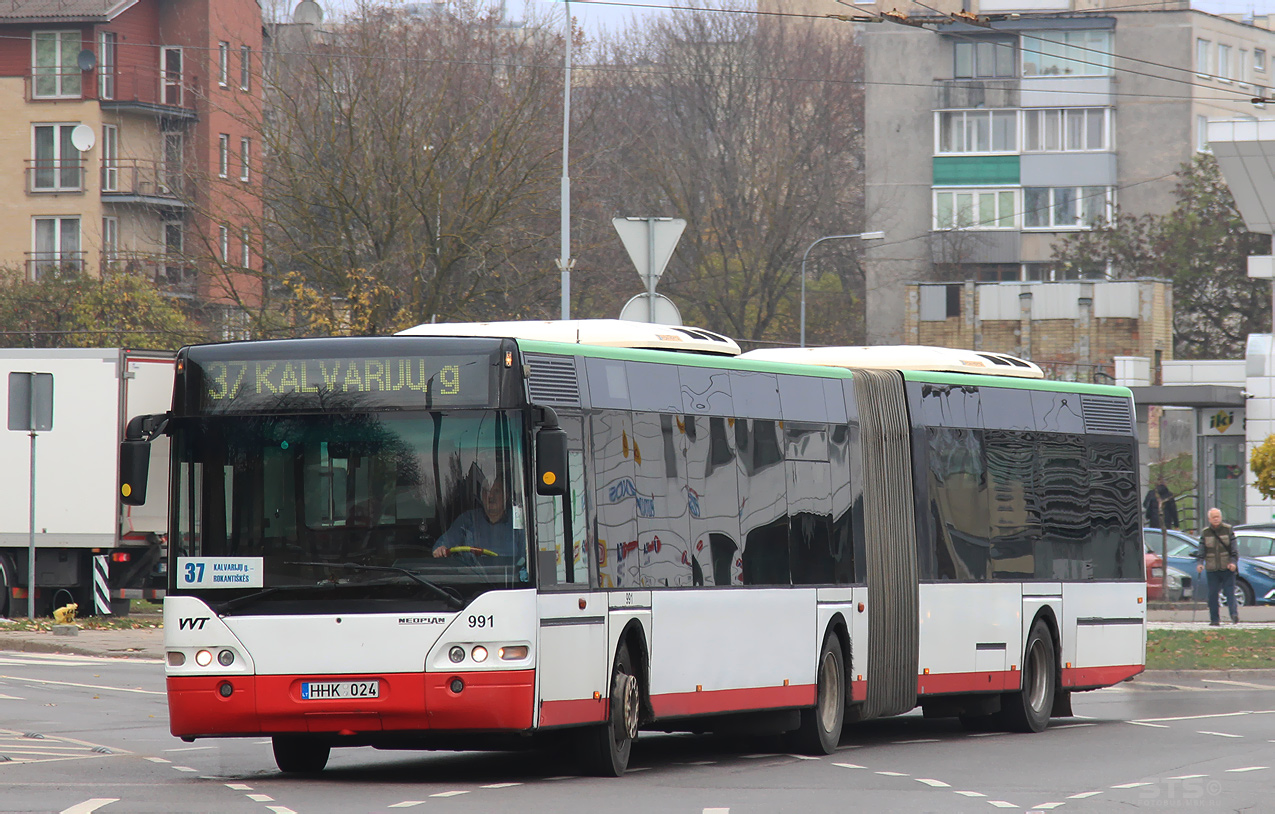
[1196,507,1240,626]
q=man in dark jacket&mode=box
[1144,479,1179,529]
[1196,507,1239,626]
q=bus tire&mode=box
[791,632,845,754]
[272,735,330,773]
[578,643,639,777]
[999,619,1055,733]
[0,554,12,618]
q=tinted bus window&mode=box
[986,429,1041,579]
[627,363,681,413]
[1030,390,1084,434]
[730,371,781,419]
[915,383,982,428]
[592,410,638,588]
[685,414,742,586]
[1036,436,1089,579]
[778,374,829,423]
[982,386,1036,431]
[739,418,789,585]
[679,366,733,415]
[926,427,990,580]
[632,411,689,587]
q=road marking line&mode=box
[1067,791,1102,799]
[703,809,730,814]
[224,783,252,790]
[429,791,469,798]
[687,760,717,765]
[893,738,940,744]
[1050,724,1095,730]
[955,791,987,797]
[1111,782,1151,788]
[1030,804,1066,810]
[988,802,1017,809]
[916,778,950,787]
[266,808,297,814]
[741,753,779,759]
[790,754,822,760]
[0,694,23,700]
[1138,711,1265,723]
[0,675,163,696]
[164,746,215,752]
[832,763,864,769]
[247,794,274,802]
[875,771,907,776]
[544,775,576,781]
[1126,721,1169,728]
[481,782,523,788]
[1168,774,1207,780]
[968,732,1004,737]
[628,767,651,772]
[387,803,424,809]
[145,757,170,763]
[1226,766,1268,772]
[1197,731,1243,738]
[1202,679,1275,690]
[57,800,118,814]
[172,766,197,772]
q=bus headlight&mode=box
[218,649,235,666]
[471,646,488,662]
[195,649,213,667]
[449,646,465,663]
[499,645,529,660]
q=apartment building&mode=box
[0,0,263,329]
[779,0,1275,343]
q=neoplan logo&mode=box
[178,617,209,631]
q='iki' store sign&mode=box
[1202,408,1244,436]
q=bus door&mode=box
[534,417,609,728]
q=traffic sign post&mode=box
[612,217,686,323]
[8,372,53,618]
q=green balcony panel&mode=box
[933,155,1020,186]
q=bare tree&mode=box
[261,1,569,335]
[574,10,866,343]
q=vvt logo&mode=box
[178,617,209,631]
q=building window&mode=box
[974,264,1021,282]
[31,217,81,278]
[1024,262,1107,281]
[162,132,183,194]
[934,188,1017,230]
[241,228,251,267]
[1023,108,1110,152]
[1023,186,1111,228]
[1197,39,1211,78]
[1257,49,1266,73]
[240,137,251,182]
[162,46,183,106]
[98,32,116,100]
[220,225,229,262]
[1022,31,1113,77]
[163,220,187,286]
[1218,44,1233,81]
[218,41,229,86]
[219,134,229,178]
[101,124,118,192]
[954,39,1015,79]
[1198,115,1211,153]
[31,124,82,191]
[1240,50,1249,84]
[32,31,82,98]
[102,216,118,264]
[937,110,1017,153]
[240,45,251,91]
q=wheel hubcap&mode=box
[1026,639,1049,712]
[818,651,841,732]
[616,673,639,740]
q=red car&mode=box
[1145,549,1164,600]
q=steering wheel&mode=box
[446,545,499,557]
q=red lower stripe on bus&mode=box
[917,671,1014,695]
[1060,664,1144,689]
[649,683,816,718]
[539,697,610,727]
[167,670,535,738]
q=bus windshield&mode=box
[171,410,529,613]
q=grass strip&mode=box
[1146,628,1275,670]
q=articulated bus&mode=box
[119,320,1144,776]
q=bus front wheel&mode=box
[1000,619,1056,733]
[791,632,845,754]
[578,643,639,777]
[272,735,330,773]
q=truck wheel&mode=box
[272,736,330,773]
[999,619,1056,733]
[578,643,640,777]
[791,632,845,754]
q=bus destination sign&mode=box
[197,355,491,411]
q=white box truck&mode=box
[1,348,174,617]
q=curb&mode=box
[1140,668,1275,681]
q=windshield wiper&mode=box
[286,561,465,610]
[213,584,317,615]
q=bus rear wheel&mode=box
[999,619,1056,733]
[791,632,845,754]
[578,643,640,777]
[272,735,330,773]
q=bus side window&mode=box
[591,410,637,589]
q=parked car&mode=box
[1142,527,1275,606]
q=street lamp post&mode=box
[800,231,885,347]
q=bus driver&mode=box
[432,474,523,558]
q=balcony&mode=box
[26,67,198,121]
[26,252,85,280]
[105,252,197,298]
[101,159,188,207]
[26,159,85,194]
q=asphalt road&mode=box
[1,652,1273,814]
